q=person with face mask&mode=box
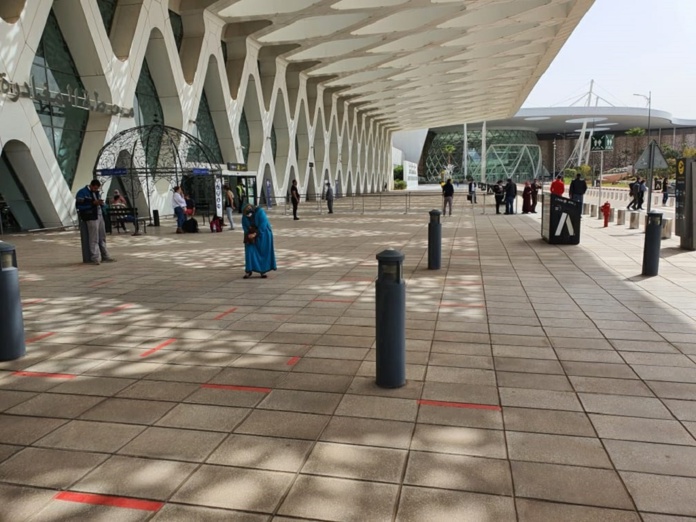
[241,204,277,279]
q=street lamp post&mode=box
[634,92,653,211]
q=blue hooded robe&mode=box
[242,207,277,274]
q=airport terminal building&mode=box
[0,0,593,232]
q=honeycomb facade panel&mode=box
[1,0,591,229]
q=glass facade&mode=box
[31,10,89,189]
[133,61,164,169]
[423,129,542,184]
[0,152,43,232]
[271,124,277,163]
[169,10,183,51]
[194,92,223,163]
[239,110,250,164]
[97,0,118,34]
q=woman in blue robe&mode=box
[242,204,277,278]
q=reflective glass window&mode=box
[239,110,250,164]
[193,91,223,164]
[97,0,118,34]
[169,10,183,51]
[31,10,89,189]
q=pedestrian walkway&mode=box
[1,196,696,521]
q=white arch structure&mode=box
[0,0,592,225]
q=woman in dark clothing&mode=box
[522,181,533,214]
[530,179,540,213]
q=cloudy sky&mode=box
[523,0,696,119]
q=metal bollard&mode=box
[590,204,597,217]
[629,212,640,229]
[153,209,160,227]
[642,212,663,276]
[0,243,26,361]
[375,249,406,388]
[428,210,441,270]
[616,209,625,225]
[583,203,589,215]
[661,218,673,239]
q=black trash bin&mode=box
[541,194,581,245]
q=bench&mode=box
[106,207,147,234]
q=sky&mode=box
[523,0,696,119]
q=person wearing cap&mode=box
[76,179,116,265]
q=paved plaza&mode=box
[1,193,696,521]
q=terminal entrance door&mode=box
[232,175,257,212]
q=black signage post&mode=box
[675,158,695,250]
[541,194,581,245]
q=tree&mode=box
[393,165,403,181]
[625,127,646,168]
[442,144,456,182]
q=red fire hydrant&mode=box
[601,202,611,227]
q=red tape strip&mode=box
[439,303,485,308]
[140,338,176,358]
[287,356,301,366]
[100,304,134,316]
[22,299,45,307]
[13,371,76,380]
[55,491,163,512]
[201,383,271,393]
[214,307,238,320]
[417,399,501,411]
[25,332,55,343]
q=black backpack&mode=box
[182,218,199,233]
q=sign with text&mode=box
[404,161,419,190]
[226,163,248,172]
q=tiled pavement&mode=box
[1,194,696,521]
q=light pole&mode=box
[634,92,653,211]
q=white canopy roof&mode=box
[208,0,594,130]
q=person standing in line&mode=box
[172,186,187,234]
[530,178,541,213]
[442,178,454,216]
[242,204,276,279]
[569,172,588,206]
[662,176,670,205]
[236,180,247,213]
[467,178,477,204]
[550,174,565,196]
[76,179,116,265]
[290,179,300,220]
[325,182,335,214]
[223,184,236,230]
[504,178,517,215]
[522,181,533,214]
[493,180,504,214]
[637,178,647,210]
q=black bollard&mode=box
[642,212,663,276]
[428,209,441,270]
[0,242,26,361]
[375,249,406,388]
[153,209,160,227]
[78,218,91,263]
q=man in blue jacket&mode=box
[76,179,115,265]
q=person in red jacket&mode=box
[550,175,565,196]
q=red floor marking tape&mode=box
[22,299,45,307]
[439,303,485,308]
[140,338,176,358]
[25,332,55,343]
[89,279,114,288]
[313,298,354,303]
[13,371,76,380]
[417,399,501,411]
[55,491,164,512]
[100,304,134,316]
[201,383,271,393]
[287,356,301,366]
[214,307,238,320]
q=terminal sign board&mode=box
[227,163,248,172]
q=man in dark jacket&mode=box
[76,179,115,265]
[504,178,517,214]
[568,173,588,205]
[442,178,454,216]
[493,180,504,214]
